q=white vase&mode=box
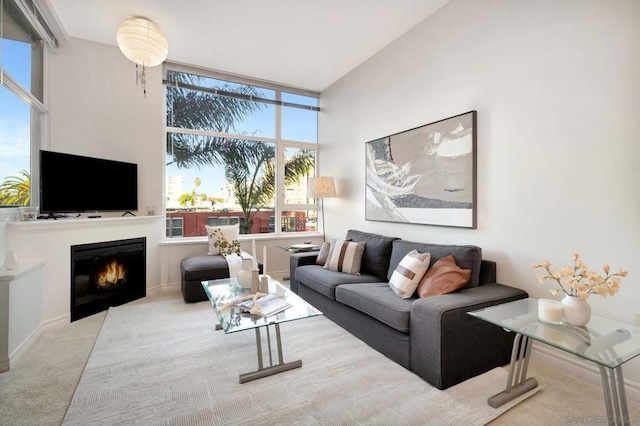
[561,295,591,326]
[236,257,252,289]
[5,250,18,270]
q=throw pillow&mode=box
[417,254,471,298]
[388,249,431,299]
[205,223,240,256]
[315,242,331,266]
[323,239,366,275]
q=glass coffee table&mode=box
[469,298,640,425]
[201,276,322,383]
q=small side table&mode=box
[469,298,640,426]
[278,243,322,253]
[277,244,321,280]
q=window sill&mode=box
[159,232,322,246]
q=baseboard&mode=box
[0,356,8,373]
[532,345,640,402]
[149,283,180,295]
[9,323,44,370]
[42,313,70,331]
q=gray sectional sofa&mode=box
[289,229,528,390]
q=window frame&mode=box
[0,0,50,209]
[163,63,320,238]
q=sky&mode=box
[0,39,32,183]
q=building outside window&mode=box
[164,64,320,237]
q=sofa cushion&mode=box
[387,240,482,289]
[388,250,431,299]
[336,283,415,333]
[315,242,330,265]
[416,254,471,297]
[346,230,399,281]
[324,240,366,275]
[295,264,382,300]
[181,255,229,281]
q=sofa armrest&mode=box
[289,252,319,293]
[410,283,528,389]
[479,260,497,285]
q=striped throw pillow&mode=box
[389,249,431,299]
[323,240,366,275]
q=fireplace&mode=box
[71,237,146,322]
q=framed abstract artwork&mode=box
[365,110,477,228]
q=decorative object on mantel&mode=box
[116,17,169,96]
[19,206,39,221]
[4,249,18,270]
[365,111,477,228]
[532,253,628,326]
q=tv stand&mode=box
[38,213,67,220]
[121,211,136,217]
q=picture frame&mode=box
[365,110,477,229]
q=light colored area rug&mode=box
[63,297,538,425]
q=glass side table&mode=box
[469,298,640,426]
[277,243,322,253]
[277,244,322,280]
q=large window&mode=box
[164,64,319,237]
[0,0,55,207]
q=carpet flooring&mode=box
[61,296,536,425]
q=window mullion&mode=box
[1,71,47,113]
[275,88,284,235]
[166,126,275,144]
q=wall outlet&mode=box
[634,312,640,327]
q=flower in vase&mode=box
[532,253,628,300]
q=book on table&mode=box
[236,294,292,317]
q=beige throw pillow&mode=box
[388,249,431,299]
[417,254,471,298]
[323,240,366,275]
[205,223,240,256]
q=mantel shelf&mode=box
[7,215,163,231]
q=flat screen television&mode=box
[39,150,138,215]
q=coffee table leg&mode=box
[488,332,538,408]
[239,324,302,384]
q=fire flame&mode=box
[96,260,127,288]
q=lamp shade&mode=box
[307,176,336,198]
[117,17,168,67]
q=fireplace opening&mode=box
[71,237,146,322]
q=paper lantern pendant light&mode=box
[117,17,168,66]
[117,17,168,96]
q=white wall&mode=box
[47,37,165,212]
[320,0,640,383]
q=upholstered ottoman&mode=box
[180,255,264,303]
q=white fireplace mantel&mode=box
[6,215,164,326]
[8,215,162,232]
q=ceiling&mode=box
[46,0,450,92]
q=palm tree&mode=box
[165,71,315,233]
[0,170,31,206]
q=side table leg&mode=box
[488,333,538,408]
[598,365,629,425]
